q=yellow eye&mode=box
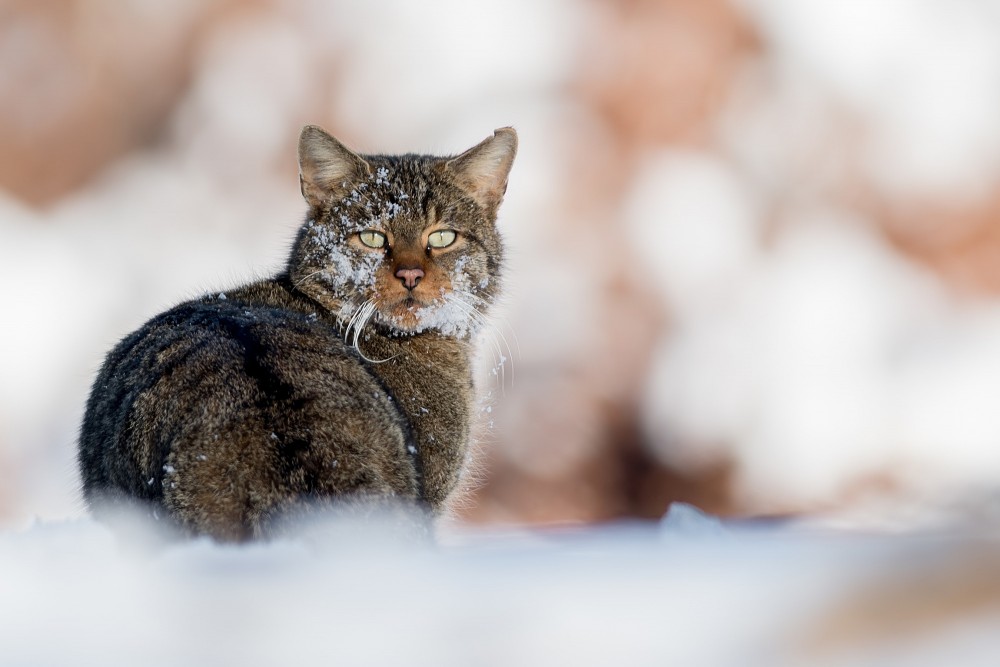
[428,230,457,249]
[359,230,386,248]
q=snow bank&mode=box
[2,511,998,666]
[741,0,1000,203]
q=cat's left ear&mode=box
[444,127,518,210]
[298,125,371,207]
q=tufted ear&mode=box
[297,125,371,207]
[444,127,517,210]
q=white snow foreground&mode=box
[1,505,998,667]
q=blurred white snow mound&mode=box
[660,502,729,538]
[4,517,1000,667]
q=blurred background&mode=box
[4,0,1000,531]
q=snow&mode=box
[620,0,1000,514]
[303,219,380,291]
[412,295,478,339]
[624,150,760,318]
[410,254,497,339]
[630,166,1000,514]
[312,0,580,148]
[740,0,1000,203]
[1,510,998,666]
[659,501,728,537]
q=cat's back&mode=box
[79,285,418,540]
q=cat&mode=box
[78,124,517,541]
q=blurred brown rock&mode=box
[881,195,1000,297]
[0,0,232,206]
[577,0,758,150]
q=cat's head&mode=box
[289,125,516,339]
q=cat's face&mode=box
[289,126,516,339]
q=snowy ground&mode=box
[3,506,999,667]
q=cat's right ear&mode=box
[298,125,371,207]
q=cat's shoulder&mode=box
[110,277,345,365]
[142,276,321,328]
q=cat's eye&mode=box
[359,230,386,248]
[427,230,457,249]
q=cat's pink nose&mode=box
[395,267,425,290]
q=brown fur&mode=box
[78,125,516,541]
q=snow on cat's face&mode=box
[291,145,509,340]
[298,171,495,338]
[291,125,515,339]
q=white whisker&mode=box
[447,296,502,377]
[351,301,398,365]
[457,291,521,369]
[344,300,370,344]
[446,292,514,392]
[451,293,515,379]
[292,269,326,289]
[351,302,375,350]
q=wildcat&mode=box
[78,125,516,541]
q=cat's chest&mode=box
[366,335,473,506]
[370,336,471,435]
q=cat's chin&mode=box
[380,298,431,332]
